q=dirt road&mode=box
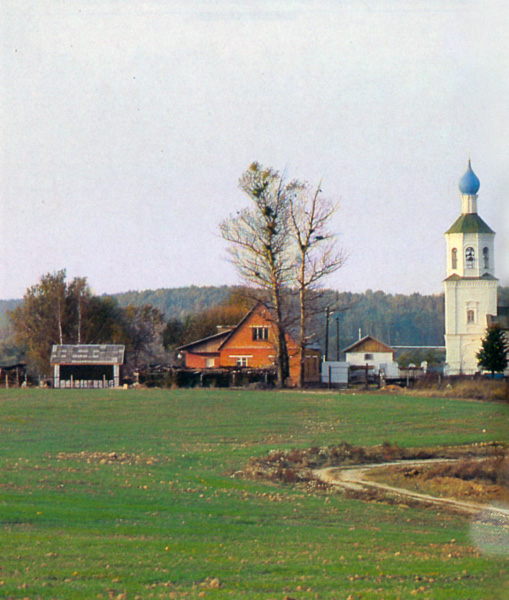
[315,459,509,518]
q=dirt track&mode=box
[315,460,509,518]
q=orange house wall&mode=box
[219,306,319,384]
[183,305,321,385]
[220,307,281,368]
[185,353,220,369]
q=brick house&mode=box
[177,304,321,386]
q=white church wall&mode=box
[444,161,499,376]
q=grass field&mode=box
[0,388,508,600]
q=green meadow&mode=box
[0,389,507,600]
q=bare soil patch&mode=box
[367,456,509,504]
[240,442,503,482]
[49,451,165,466]
[239,442,507,509]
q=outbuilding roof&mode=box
[50,345,125,365]
[343,335,393,354]
[176,329,233,353]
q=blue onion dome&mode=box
[459,160,480,194]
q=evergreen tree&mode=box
[476,325,508,376]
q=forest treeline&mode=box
[115,285,509,352]
[2,285,508,356]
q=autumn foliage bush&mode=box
[408,377,509,403]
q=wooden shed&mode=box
[50,345,125,389]
[0,362,27,388]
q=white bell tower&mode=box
[444,161,498,375]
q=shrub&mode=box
[405,378,509,403]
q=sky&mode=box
[1,0,508,300]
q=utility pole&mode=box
[324,305,330,362]
[336,316,340,361]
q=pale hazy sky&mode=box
[1,0,508,300]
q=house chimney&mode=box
[358,328,362,340]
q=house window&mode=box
[206,358,215,368]
[467,309,475,324]
[252,326,269,341]
[364,353,373,360]
[236,357,249,367]
[451,248,457,270]
[465,247,475,269]
[483,247,489,269]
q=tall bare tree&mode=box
[288,182,344,387]
[220,163,294,386]
[67,277,89,345]
[221,164,344,387]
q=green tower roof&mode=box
[446,213,495,235]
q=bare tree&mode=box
[288,181,344,387]
[67,277,89,345]
[220,163,294,387]
[221,164,344,388]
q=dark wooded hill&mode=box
[2,286,508,352]
[111,287,448,349]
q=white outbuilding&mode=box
[343,335,400,379]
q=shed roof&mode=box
[51,345,125,365]
[343,335,394,354]
[176,329,233,353]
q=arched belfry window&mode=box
[466,301,477,325]
[483,247,489,269]
[451,248,458,270]
[465,247,475,269]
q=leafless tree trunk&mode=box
[288,181,344,387]
[221,164,345,388]
[56,297,64,345]
[69,277,88,345]
[220,163,294,387]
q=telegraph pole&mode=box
[324,305,330,362]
